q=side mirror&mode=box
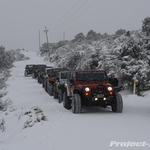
[70,79,74,85]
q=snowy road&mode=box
[1,51,150,150]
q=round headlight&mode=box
[85,87,90,92]
[108,86,113,91]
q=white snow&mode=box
[0,51,150,150]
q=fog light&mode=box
[103,97,107,101]
[95,97,98,101]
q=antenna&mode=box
[44,26,50,56]
[39,30,41,52]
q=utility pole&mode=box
[39,30,41,52]
[63,31,65,41]
[44,26,50,56]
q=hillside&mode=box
[41,29,150,95]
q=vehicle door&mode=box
[67,72,72,96]
[69,72,75,97]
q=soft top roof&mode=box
[73,70,107,73]
[59,70,72,73]
[44,66,53,69]
[51,68,69,71]
[26,64,36,67]
[34,64,47,68]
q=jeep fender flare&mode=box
[73,88,83,95]
[63,87,68,96]
[49,81,54,85]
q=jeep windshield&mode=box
[52,69,68,76]
[26,65,34,68]
[35,65,46,69]
[52,70,61,76]
[76,71,107,81]
[61,72,68,79]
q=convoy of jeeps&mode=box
[24,64,123,114]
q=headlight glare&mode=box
[108,86,113,91]
[85,87,90,92]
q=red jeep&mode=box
[46,68,69,96]
[63,70,123,113]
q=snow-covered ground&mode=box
[0,51,150,150]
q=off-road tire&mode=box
[49,85,54,96]
[32,73,35,79]
[45,82,48,92]
[37,77,40,83]
[72,94,82,114]
[42,80,44,88]
[39,78,42,84]
[47,84,49,94]
[111,93,123,113]
[58,89,63,103]
[54,87,58,99]
[63,91,71,110]
[38,77,42,84]
[24,72,27,77]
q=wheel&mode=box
[24,71,27,77]
[63,91,71,110]
[72,94,82,114]
[37,77,40,83]
[32,73,35,79]
[111,93,123,113]
[49,85,54,96]
[39,78,42,84]
[45,82,47,92]
[58,89,63,103]
[54,86,58,99]
[42,80,44,88]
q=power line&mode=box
[49,0,82,26]
[50,0,88,30]
[67,0,98,25]
[50,0,98,31]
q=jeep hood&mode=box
[77,81,112,88]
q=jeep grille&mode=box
[91,86,107,93]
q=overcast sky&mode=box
[1,0,150,51]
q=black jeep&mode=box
[32,64,47,79]
[24,64,36,77]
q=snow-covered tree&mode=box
[115,29,126,35]
[72,33,85,42]
[118,36,150,94]
[142,17,150,36]
[86,30,101,41]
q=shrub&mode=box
[0,98,11,111]
[0,119,5,132]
